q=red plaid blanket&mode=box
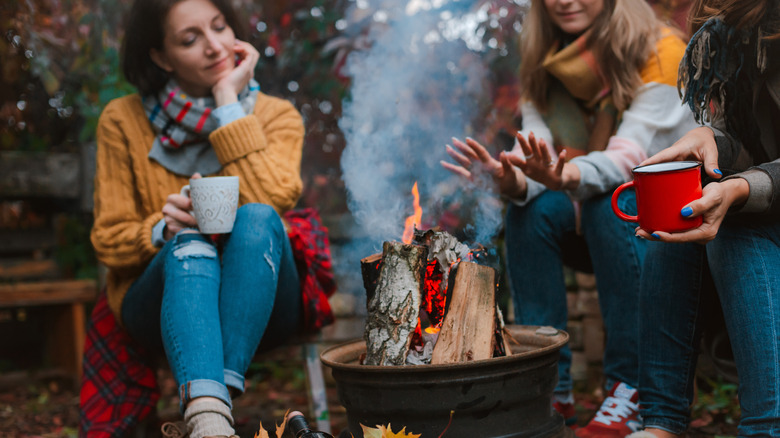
[79,208,336,437]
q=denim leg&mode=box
[505,190,576,394]
[580,191,647,389]
[707,221,780,437]
[163,234,230,409]
[638,241,707,434]
[123,233,232,412]
[219,204,301,394]
[122,243,167,354]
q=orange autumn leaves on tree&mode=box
[361,424,422,438]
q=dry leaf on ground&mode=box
[254,409,291,438]
[360,423,422,438]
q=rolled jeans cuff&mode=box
[179,379,233,413]
[224,369,245,394]
[642,418,688,435]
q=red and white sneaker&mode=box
[576,382,642,438]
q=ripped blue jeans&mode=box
[122,204,300,411]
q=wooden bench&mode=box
[0,147,99,383]
[0,279,97,379]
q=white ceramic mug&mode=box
[180,176,239,234]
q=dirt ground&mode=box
[0,320,739,438]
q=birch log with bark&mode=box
[431,261,497,364]
[363,241,428,366]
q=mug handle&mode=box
[611,181,639,222]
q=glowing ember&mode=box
[422,260,446,327]
[401,182,423,244]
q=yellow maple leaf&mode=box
[254,410,291,438]
[360,424,384,438]
[360,423,422,438]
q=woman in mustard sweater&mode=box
[90,0,304,436]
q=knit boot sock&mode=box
[184,399,235,438]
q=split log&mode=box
[360,252,382,304]
[498,305,513,356]
[363,241,428,366]
[489,304,512,357]
[431,261,497,364]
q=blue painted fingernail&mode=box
[714,168,722,175]
[681,206,693,217]
[651,233,660,239]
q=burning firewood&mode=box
[431,261,497,364]
[412,228,469,287]
[363,241,428,366]
[362,227,511,366]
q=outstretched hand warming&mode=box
[505,132,567,190]
[440,137,527,199]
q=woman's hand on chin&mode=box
[212,40,260,107]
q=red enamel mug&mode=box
[611,161,703,233]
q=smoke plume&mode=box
[337,0,512,305]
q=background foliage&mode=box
[1,0,527,216]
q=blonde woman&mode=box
[442,0,697,435]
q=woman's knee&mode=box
[233,203,284,236]
[706,221,774,266]
[581,191,633,226]
[580,191,638,242]
[166,232,220,263]
[506,191,574,240]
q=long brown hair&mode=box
[519,0,663,112]
[688,0,780,37]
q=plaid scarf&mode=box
[79,208,336,437]
[540,33,618,157]
[543,32,611,108]
[142,79,261,176]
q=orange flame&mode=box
[402,182,422,244]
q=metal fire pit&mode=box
[320,325,571,438]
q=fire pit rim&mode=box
[320,324,569,372]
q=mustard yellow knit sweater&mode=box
[91,92,304,322]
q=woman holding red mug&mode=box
[629,0,780,436]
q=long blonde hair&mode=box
[519,0,663,112]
